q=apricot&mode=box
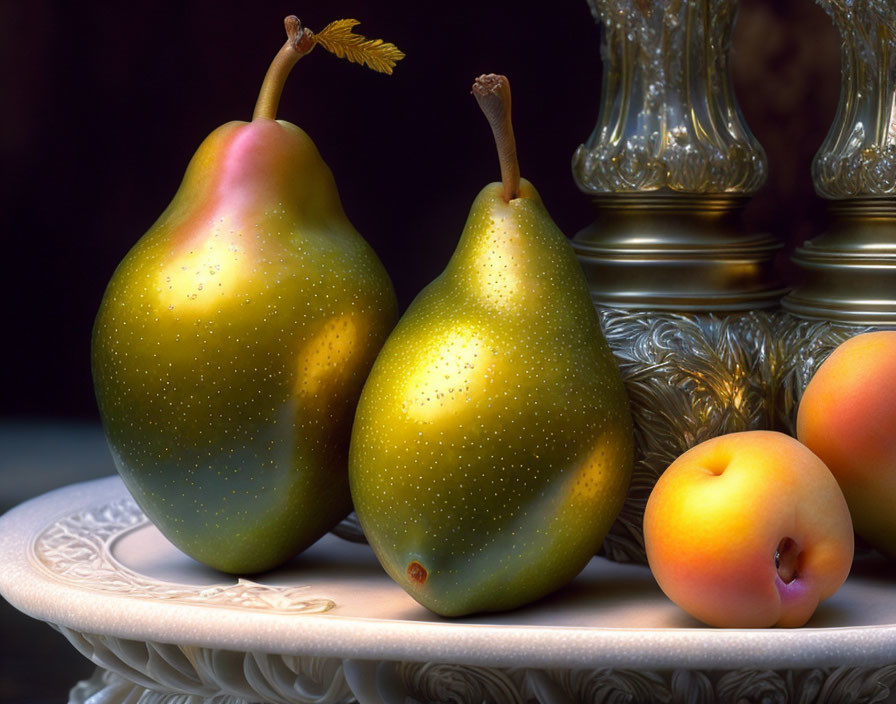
[644,431,853,628]
[797,331,896,558]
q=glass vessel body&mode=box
[812,0,896,199]
[784,0,896,324]
[574,0,766,195]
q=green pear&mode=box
[91,17,401,573]
[349,75,633,616]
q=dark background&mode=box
[0,1,840,702]
[0,0,840,423]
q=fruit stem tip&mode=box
[472,74,521,202]
[252,16,316,121]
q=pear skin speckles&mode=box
[92,121,397,574]
[349,179,633,617]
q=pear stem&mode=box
[252,16,316,121]
[472,74,521,202]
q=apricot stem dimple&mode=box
[776,537,800,584]
[705,452,734,476]
[407,561,428,586]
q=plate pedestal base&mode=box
[4,478,896,704]
[62,635,896,704]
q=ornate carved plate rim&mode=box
[28,494,336,615]
[3,476,896,672]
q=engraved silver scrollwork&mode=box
[774,316,873,436]
[32,497,336,614]
[597,308,782,562]
[596,308,870,564]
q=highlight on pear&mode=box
[348,74,634,617]
[92,16,402,574]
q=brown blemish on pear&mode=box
[347,74,633,616]
[407,561,428,586]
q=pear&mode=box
[91,17,401,573]
[349,75,634,616]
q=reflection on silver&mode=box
[597,308,867,564]
[574,0,767,195]
[813,1,896,198]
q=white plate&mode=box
[3,476,896,704]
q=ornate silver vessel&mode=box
[784,0,896,325]
[574,0,789,563]
[574,0,766,196]
[578,0,896,564]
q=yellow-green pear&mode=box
[349,74,633,616]
[91,17,401,573]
